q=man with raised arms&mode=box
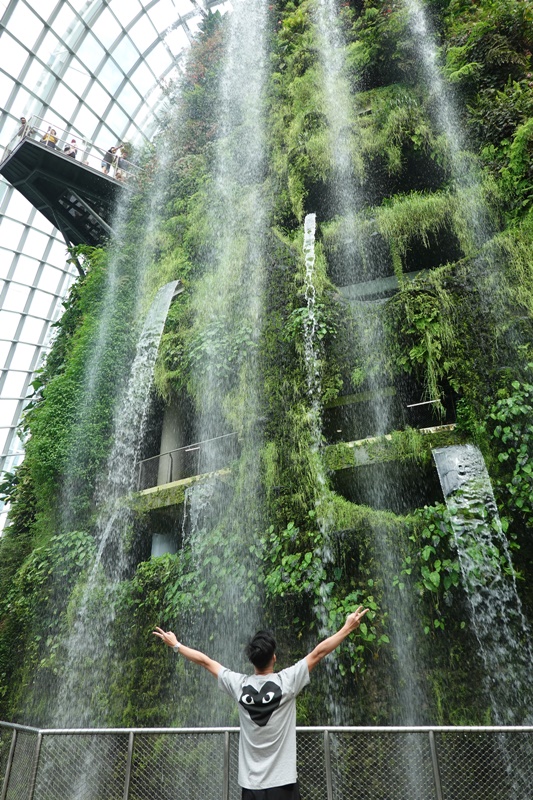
[153,604,369,800]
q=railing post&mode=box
[0,729,17,800]
[123,731,135,800]
[223,730,230,800]
[27,732,43,800]
[324,730,333,800]
[429,730,444,800]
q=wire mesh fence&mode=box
[1,723,533,800]
[129,731,227,800]
[2,729,38,800]
[436,729,533,799]
[35,733,129,800]
[0,726,13,788]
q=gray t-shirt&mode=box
[218,658,310,790]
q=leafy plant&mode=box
[484,370,533,527]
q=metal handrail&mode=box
[136,431,238,490]
[1,115,140,181]
[2,722,533,734]
[139,432,238,468]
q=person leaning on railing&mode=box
[101,145,118,174]
[41,126,58,149]
[114,145,129,181]
[154,604,369,800]
[17,117,36,138]
[63,139,78,159]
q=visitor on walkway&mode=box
[115,146,128,180]
[101,145,117,174]
[154,604,369,800]
[41,127,58,148]
[17,117,27,137]
[63,139,78,158]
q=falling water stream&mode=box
[433,445,533,724]
[54,281,179,727]
[58,112,182,536]
[303,214,321,413]
[193,0,268,469]
[403,0,490,251]
[314,0,427,733]
[58,200,135,533]
[172,0,270,718]
[301,214,342,722]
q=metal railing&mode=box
[1,116,140,182]
[137,432,238,491]
[1,723,533,800]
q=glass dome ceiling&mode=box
[0,0,230,530]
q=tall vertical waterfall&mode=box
[176,0,270,722]
[2,0,533,740]
[404,0,491,251]
[313,0,427,725]
[53,281,179,727]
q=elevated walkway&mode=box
[0,116,138,247]
[0,138,121,247]
[132,425,460,513]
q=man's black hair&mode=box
[246,630,276,669]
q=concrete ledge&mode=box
[128,427,461,512]
[324,424,461,471]
[130,469,231,512]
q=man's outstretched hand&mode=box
[305,604,371,672]
[344,606,370,632]
[152,628,223,678]
[153,627,178,648]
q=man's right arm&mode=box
[153,627,223,678]
[305,606,369,672]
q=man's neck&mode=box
[254,659,276,676]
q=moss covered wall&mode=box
[1,0,533,727]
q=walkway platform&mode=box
[0,137,123,246]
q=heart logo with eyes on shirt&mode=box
[239,681,282,727]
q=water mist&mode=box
[403,0,491,252]
[177,0,270,723]
[53,281,179,727]
[314,0,428,729]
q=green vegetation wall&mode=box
[1,0,533,727]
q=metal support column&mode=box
[324,729,333,800]
[223,731,230,800]
[123,731,135,800]
[429,730,444,800]
[0,730,17,800]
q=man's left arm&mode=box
[305,606,369,672]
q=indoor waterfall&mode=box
[2,0,533,758]
[173,0,270,723]
[314,0,428,728]
[404,0,491,251]
[53,280,180,727]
